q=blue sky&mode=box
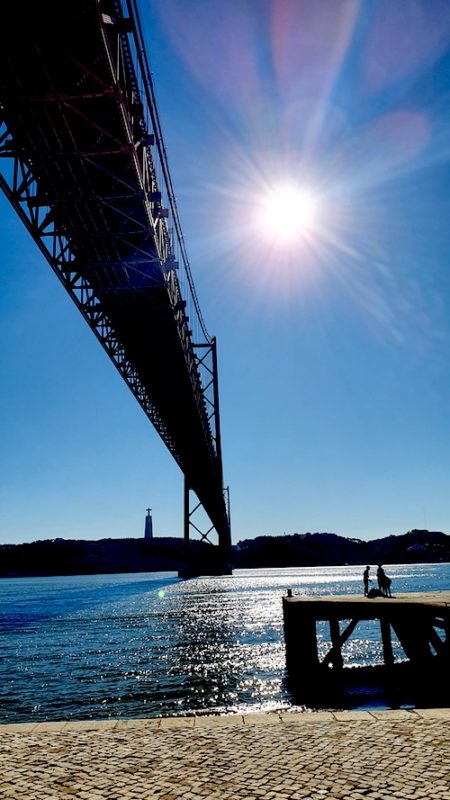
[2,0,450,544]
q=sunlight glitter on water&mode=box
[0,564,449,721]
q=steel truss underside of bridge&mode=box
[0,0,231,570]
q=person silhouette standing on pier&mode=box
[377,564,386,592]
[363,565,371,596]
[377,564,392,596]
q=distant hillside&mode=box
[231,529,450,568]
[0,529,449,577]
[0,537,213,578]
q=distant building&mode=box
[144,508,153,541]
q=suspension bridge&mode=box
[0,0,232,574]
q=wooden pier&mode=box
[283,592,450,687]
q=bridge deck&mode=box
[0,0,230,544]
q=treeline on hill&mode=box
[0,529,449,577]
[0,537,213,577]
[231,529,450,568]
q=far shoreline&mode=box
[1,528,450,577]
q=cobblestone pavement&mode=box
[1,709,450,800]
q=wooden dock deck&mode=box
[283,591,450,686]
[284,590,450,610]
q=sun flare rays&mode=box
[256,183,318,244]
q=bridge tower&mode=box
[0,0,232,575]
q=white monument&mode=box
[144,508,153,540]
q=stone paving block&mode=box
[242,713,282,725]
[64,720,118,731]
[332,711,375,722]
[279,711,335,723]
[413,708,450,720]
[31,721,68,732]
[369,710,416,721]
[159,716,196,729]
[193,715,244,727]
[0,723,38,733]
[115,718,161,730]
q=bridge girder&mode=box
[0,0,231,565]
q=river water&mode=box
[0,564,449,722]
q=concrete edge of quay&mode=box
[1,707,450,733]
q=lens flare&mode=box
[256,183,318,243]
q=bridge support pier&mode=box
[183,475,190,567]
[178,477,232,578]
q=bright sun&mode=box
[257,183,318,244]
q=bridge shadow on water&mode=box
[0,573,181,634]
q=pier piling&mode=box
[283,591,450,694]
